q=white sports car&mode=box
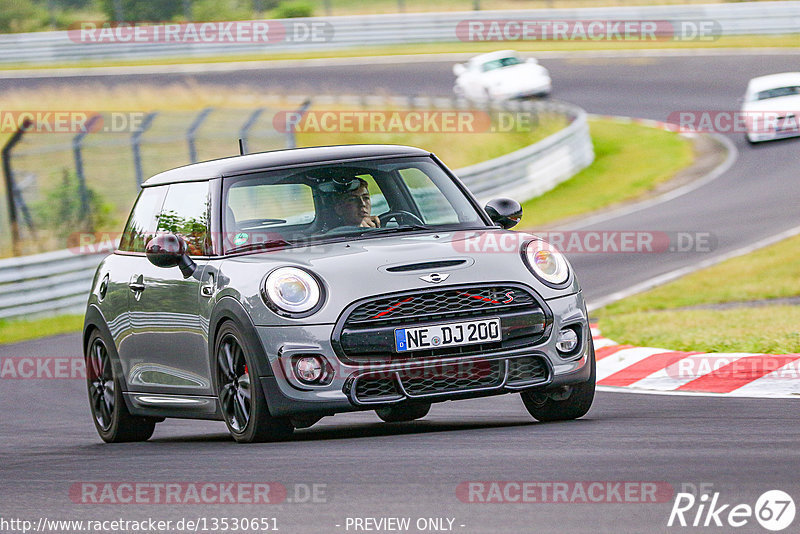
[741,72,800,144]
[453,50,552,102]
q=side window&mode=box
[398,167,458,224]
[156,181,211,256]
[227,183,316,229]
[118,187,166,253]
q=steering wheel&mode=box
[379,210,425,227]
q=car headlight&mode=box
[263,267,322,316]
[523,240,570,286]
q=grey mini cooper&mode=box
[83,145,595,443]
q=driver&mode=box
[332,178,381,228]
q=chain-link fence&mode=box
[0,105,300,257]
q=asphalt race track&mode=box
[1,52,799,533]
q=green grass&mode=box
[595,233,800,353]
[2,34,798,70]
[0,314,84,345]
[601,233,800,315]
[518,119,693,228]
[598,307,800,354]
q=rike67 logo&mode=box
[668,486,795,531]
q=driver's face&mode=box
[334,185,371,225]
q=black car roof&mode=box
[141,144,432,187]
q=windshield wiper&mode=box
[361,224,430,235]
[227,239,292,255]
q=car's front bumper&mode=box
[747,128,800,143]
[494,80,552,100]
[257,292,591,417]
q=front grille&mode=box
[345,285,537,327]
[335,284,551,364]
[350,356,549,404]
[507,357,549,386]
[401,359,503,396]
[354,374,402,402]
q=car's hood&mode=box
[742,94,800,113]
[219,229,580,326]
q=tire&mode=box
[215,322,293,443]
[521,339,596,422]
[375,402,431,423]
[85,330,157,443]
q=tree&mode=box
[98,0,183,22]
[0,0,44,33]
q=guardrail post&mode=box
[182,0,192,20]
[72,114,102,229]
[187,107,213,163]
[287,99,312,149]
[132,112,158,187]
[239,108,265,155]
[1,119,31,256]
[111,0,124,21]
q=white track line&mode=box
[588,223,800,311]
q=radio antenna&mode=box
[238,138,245,156]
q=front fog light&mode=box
[556,328,579,353]
[293,355,325,384]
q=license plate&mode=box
[395,318,501,352]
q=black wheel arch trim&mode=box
[83,305,131,393]
[209,296,275,379]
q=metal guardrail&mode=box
[0,97,592,320]
[457,101,593,204]
[0,246,105,319]
[0,2,798,64]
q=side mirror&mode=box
[526,57,538,64]
[484,198,522,229]
[453,63,466,76]
[146,233,196,278]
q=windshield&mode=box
[222,156,487,253]
[753,85,800,101]
[480,56,523,72]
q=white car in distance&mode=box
[453,50,552,102]
[741,72,800,144]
